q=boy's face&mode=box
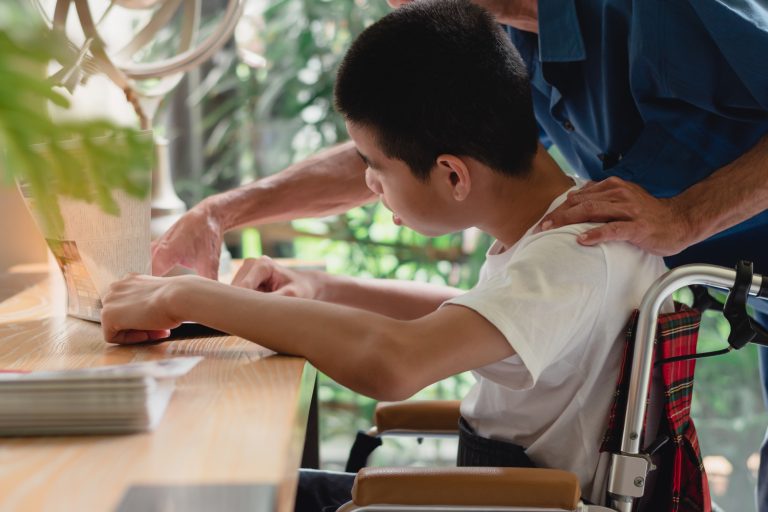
[347,121,461,237]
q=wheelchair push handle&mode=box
[723,260,768,348]
[623,261,765,455]
[658,261,768,366]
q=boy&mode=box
[101,0,667,507]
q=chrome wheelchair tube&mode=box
[610,264,765,511]
[621,264,765,454]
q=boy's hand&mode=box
[101,274,188,344]
[232,257,320,299]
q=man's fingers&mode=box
[574,176,631,194]
[540,200,633,231]
[563,185,634,207]
[565,178,637,207]
[537,185,627,233]
[570,179,597,192]
[576,221,635,246]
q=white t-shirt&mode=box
[444,185,668,503]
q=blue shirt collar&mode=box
[537,0,586,62]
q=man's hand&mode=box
[536,177,695,256]
[232,256,321,299]
[152,203,223,279]
[101,274,190,344]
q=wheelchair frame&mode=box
[608,264,767,511]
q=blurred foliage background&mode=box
[0,1,152,237]
[165,0,767,509]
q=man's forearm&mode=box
[202,141,376,231]
[677,134,768,244]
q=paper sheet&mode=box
[19,182,150,322]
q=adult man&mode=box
[152,0,768,507]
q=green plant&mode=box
[0,1,152,235]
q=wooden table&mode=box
[0,261,316,512]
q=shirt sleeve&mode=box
[443,229,608,387]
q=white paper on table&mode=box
[0,356,203,383]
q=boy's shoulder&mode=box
[514,222,604,259]
[517,222,656,261]
[484,221,665,285]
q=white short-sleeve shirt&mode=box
[444,184,668,502]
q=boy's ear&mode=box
[435,154,471,201]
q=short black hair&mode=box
[335,0,538,181]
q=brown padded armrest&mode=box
[352,466,581,509]
[374,400,461,433]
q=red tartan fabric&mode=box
[600,304,711,512]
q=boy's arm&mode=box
[232,256,463,319]
[101,274,513,401]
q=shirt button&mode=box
[563,120,575,132]
[598,153,623,169]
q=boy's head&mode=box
[335,0,538,182]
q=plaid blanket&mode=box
[601,304,711,512]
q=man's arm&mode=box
[206,141,374,230]
[152,141,376,278]
[538,134,768,255]
[100,274,512,401]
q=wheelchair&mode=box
[339,261,768,512]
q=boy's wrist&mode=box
[311,270,342,303]
[163,275,204,324]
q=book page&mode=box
[19,170,150,322]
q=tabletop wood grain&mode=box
[0,262,315,512]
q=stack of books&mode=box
[0,357,202,436]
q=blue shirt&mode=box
[506,0,768,271]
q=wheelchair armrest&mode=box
[344,466,581,509]
[374,400,461,434]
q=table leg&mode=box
[300,375,320,469]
